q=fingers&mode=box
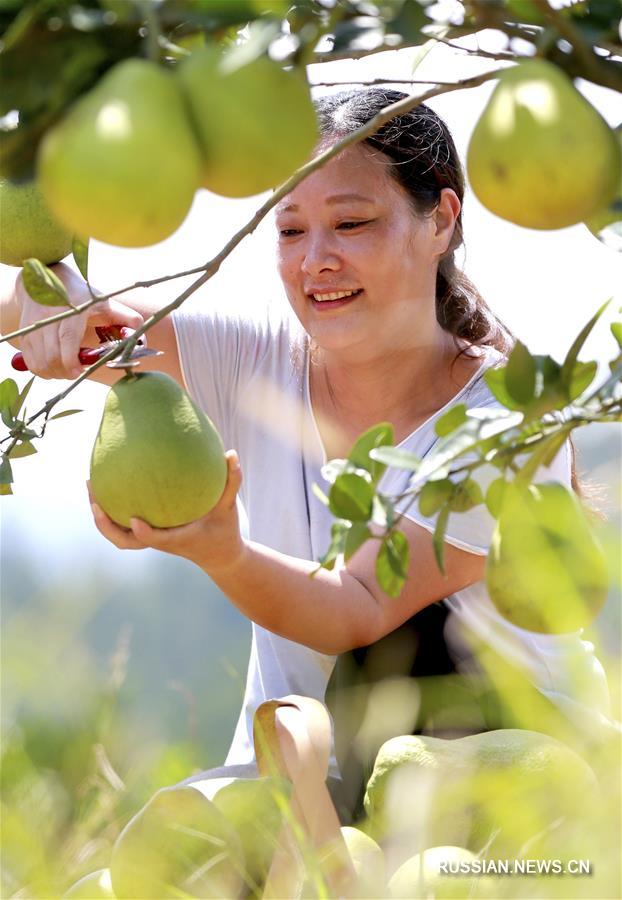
[91,502,146,550]
[91,298,144,331]
[219,449,243,510]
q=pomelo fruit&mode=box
[37,59,202,247]
[341,825,386,898]
[178,46,318,197]
[585,124,622,235]
[110,785,244,899]
[90,371,227,528]
[467,59,621,229]
[0,177,73,266]
[364,730,599,860]
[388,845,498,899]
[486,481,608,633]
[63,868,115,898]
[189,775,291,894]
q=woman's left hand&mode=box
[88,450,246,574]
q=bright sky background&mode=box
[1,33,621,572]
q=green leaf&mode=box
[48,408,83,420]
[72,236,90,281]
[347,422,394,484]
[0,454,13,486]
[12,376,35,417]
[567,360,598,401]
[449,477,484,513]
[485,477,507,518]
[560,298,611,389]
[328,471,374,522]
[22,259,71,307]
[611,322,622,350]
[321,458,349,484]
[432,505,450,575]
[315,521,349,572]
[418,478,454,517]
[312,482,329,507]
[369,445,421,472]
[7,440,37,459]
[515,430,570,486]
[376,530,409,598]
[484,367,522,410]
[387,0,429,41]
[0,378,19,417]
[435,403,468,438]
[505,340,536,405]
[344,522,372,562]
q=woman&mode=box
[3,89,609,823]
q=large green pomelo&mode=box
[467,59,621,229]
[364,730,599,860]
[388,846,499,899]
[63,868,116,898]
[190,776,291,895]
[110,786,245,899]
[178,47,318,197]
[585,124,622,235]
[0,177,73,266]
[90,372,227,528]
[486,481,608,633]
[37,59,202,247]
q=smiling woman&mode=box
[1,87,610,847]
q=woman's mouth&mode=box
[309,288,363,309]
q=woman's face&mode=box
[275,142,453,360]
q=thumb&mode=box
[219,450,242,509]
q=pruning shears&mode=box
[11,325,163,372]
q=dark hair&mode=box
[314,88,514,356]
[313,89,590,497]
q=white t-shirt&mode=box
[171,299,610,774]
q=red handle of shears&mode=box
[10,326,136,373]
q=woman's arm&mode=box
[89,452,485,655]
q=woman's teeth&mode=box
[312,289,360,302]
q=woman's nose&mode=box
[300,232,341,276]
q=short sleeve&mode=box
[171,301,293,450]
[399,438,573,557]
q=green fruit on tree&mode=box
[63,868,116,899]
[467,59,622,229]
[37,59,202,247]
[110,786,245,899]
[486,481,608,633]
[388,846,498,899]
[0,177,73,266]
[178,47,318,197]
[190,776,291,894]
[90,371,227,528]
[585,124,622,235]
[364,730,599,860]
[341,825,386,899]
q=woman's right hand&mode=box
[16,263,144,380]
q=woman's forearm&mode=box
[205,540,380,655]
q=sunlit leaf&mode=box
[71,237,89,281]
[449,477,484,512]
[344,522,372,561]
[348,422,394,484]
[0,378,19,418]
[376,529,409,598]
[484,367,522,410]
[22,260,71,307]
[418,478,453,517]
[611,321,622,349]
[7,440,37,459]
[314,520,349,572]
[567,359,598,401]
[370,445,421,472]
[48,409,83,421]
[505,340,536,405]
[0,454,14,486]
[12,376,35,418]
[432,504,450,574]
[560,298,611,389]
[485,477,507,518]
[328,471,374,521]
[435,403,468,437]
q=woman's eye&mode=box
[279,228,302,237]
[337,220,371,230]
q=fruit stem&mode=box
[138,1,161,64]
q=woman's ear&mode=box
[433,188,461,254]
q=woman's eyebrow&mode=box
[277,193,375,214]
